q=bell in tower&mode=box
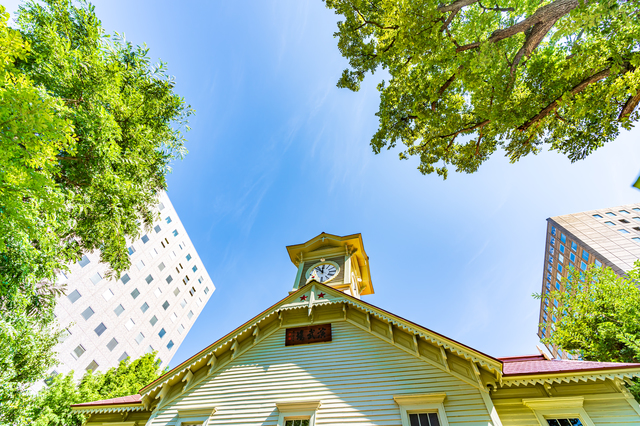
[286,232,373,299]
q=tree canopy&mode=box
[0,0,191,419]
[26,352,163,426]
[540,263,640,399]
[324,0,640,177]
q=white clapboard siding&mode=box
[148,320,492,426]
[584,398,640,426]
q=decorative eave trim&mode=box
[394,392,447,405]
[275,400,322,411]
[71,404,145,414]
[501,369,640,387]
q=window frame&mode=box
[394,393,449,426]
[522,397,595,426]
[275,400,321,426]
[175,407,216,426]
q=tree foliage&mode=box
[324,0,640,177]
[0,0,191,419]
[540,263,640,399]
[25,352,163,426]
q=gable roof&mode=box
[73,284,640,413]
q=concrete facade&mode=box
[52,192,215,380]
[538,202,640,358]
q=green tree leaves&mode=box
[324,0,640,177]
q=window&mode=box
[86,360,99,373]
[192,265,198,272]
[174,287,180,296]
[595,259,602,267]
[146,345,154,354]
[159,328,166,338]
[560,233,566,244]
[167,340,175,350]
[558,254,564,264]
[141,234,149,244]
[173,229,179,237]
[141,302,149,313]
[162,300,170,310]
[125,318,135,330]
[581,251,589,261]
[178,324,186,334]
[102,288,114,301]
[121,273,131,285]
[204,286,210,295]
[68,290,82,303]
[393,394,448,426]
[619,229,630,234]
[181,299,187,308]
[551,226,556,236]
[183,275,190,284]
[150,248,159,258]
[556,272,562,281]
[150,315,158,326]
[81,307,95,320]
[634,208,640,212]
[197,297,203,306]
[136,260,145,270]
[550,237,555,245]
[107,338,118,351]
[523,396,592,426]
[171,312,178,322]
[166,275,173,284]
[145,274,154,284]
[592,214,602,219]
[570,252,576,262]
[604,221,615,226]
[633,237,640,243]
[606,212,616,216]
[78,255,90,267]
[118,352,129,362]
[619,219,630,223]
[90,272,103,285]
[154,287,162,298]
[165,216,172,224]
[276,401,321,426]
[547,264,552,273]
[187,310,194,319]
[548,255,553,264]
[580,261,587,271]
[94,322,107,336]
[60,328,71,342]
[114,304,125,316]
[554,300,559,308]
[198,276,204,284]
[73,344,86,359]
[571,242,577,251]
[154,225,162,233]
[186,253,192,261]
[131,288,140,299]
[158,262,166,271]
[190,287,197,296]
[557,264,563,273]
[285,421,309,426]
[158,202,165,211]
[559,244,565,253]
[555,282,561,290]
[620,210,630,214]
[128,245,136,255]
[135,332,144,344]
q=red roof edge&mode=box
[71,394,142,407]
[498,354,547,362]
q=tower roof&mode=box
[286,232,373,295]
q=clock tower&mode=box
[286,232,373,298]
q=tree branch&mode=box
[510,19,557,76]
[519,67,615,132]
[457,0,583,52]
[440,9,459,32]
[438,0,480,13]
[441,119,490,139]
[619,90,640,120]
[478,1,515,12]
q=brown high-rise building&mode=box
[539,203,640,359]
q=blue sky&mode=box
[6,0,640,365]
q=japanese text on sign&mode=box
[285,323,332,346]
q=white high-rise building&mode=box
[52,192,215,380]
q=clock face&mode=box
[311,263,338,283]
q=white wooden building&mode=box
[73,233,640,426]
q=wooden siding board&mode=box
[150,321,491,426]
